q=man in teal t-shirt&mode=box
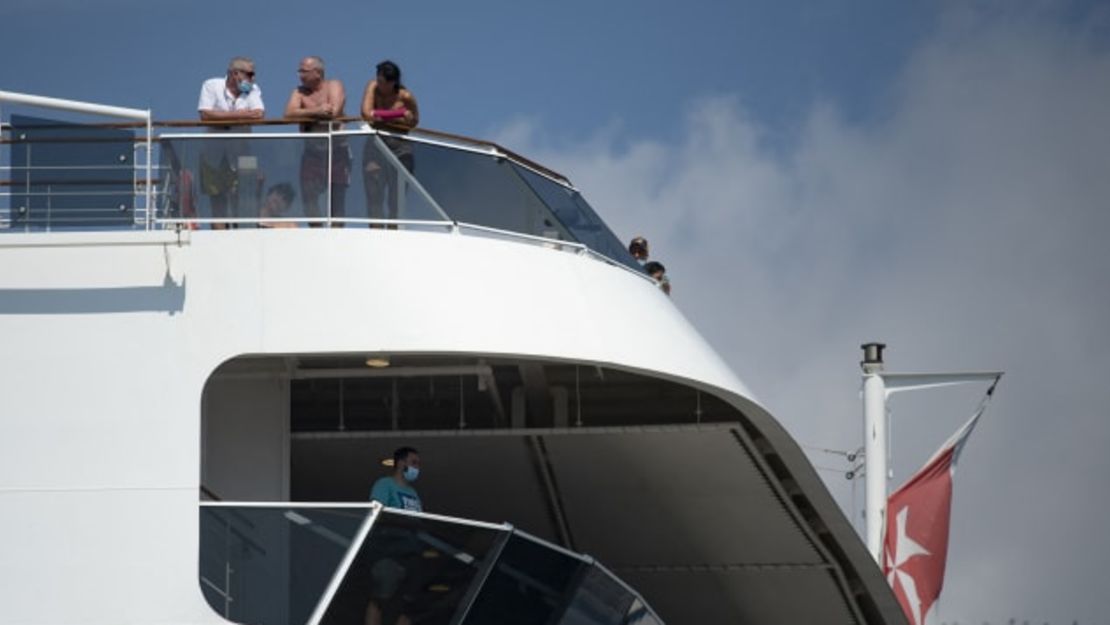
[370,446,422,512]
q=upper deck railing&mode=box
[0,90,644,275]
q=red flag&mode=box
[882,397,991,625]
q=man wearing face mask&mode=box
[370,446,422,512]
[196,57,265,228]
[198,56,265,124]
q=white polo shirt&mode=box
[197,77,265,115]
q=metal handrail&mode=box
[0,90,149,121]
[6,115,572,184]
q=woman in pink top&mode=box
[360,60,420,228]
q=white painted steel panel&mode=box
[0,229,758,624]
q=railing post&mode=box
[223,515,233,617]
[326,131,333,228]
[145,114,153,230]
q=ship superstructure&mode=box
[0,92,906,625]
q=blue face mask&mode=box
[402,466,420,482]
[238,81,253,95]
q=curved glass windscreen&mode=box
[509,164,641,272]
[400,139,573,241]
[315,509,502,625]
[198,504,664,625]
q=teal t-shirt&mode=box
[370,477,422,512]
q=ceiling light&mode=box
[365,357,391,368]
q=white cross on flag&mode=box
[882,399,991,625]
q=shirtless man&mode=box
[360,60,420,228]
[285,56,350,225]
[197,56,265,229]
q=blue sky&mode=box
[4,2,1110,624]
[2,0,933,144]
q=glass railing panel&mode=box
[341,133,450,227]
[511,164,642,271]
[5,114,137,230]
[402,139,573,240]
[160,135,324,228]
[461,533,586,625]
[555,565,637,625]
[199,505,663,625]
[315,509,504,625]
[1,122,9,225]
[199,504,370,625]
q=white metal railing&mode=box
[0,90,153,228]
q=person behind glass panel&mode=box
[257,183,296,229]
[644,261,672,296]
[366,446,422,625]
[284,56,351,227]
[360,60,419,229]
[197,56,265,229]
[369,446,422,511]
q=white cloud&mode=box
[496,6,1110,624]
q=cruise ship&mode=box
[0,90,908,625]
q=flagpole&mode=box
[861,343,888,563]
[859,342,1003,564]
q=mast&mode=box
[860,342,888,564]
[859,342,1003,563]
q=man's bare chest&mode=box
[300,88,330,108]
